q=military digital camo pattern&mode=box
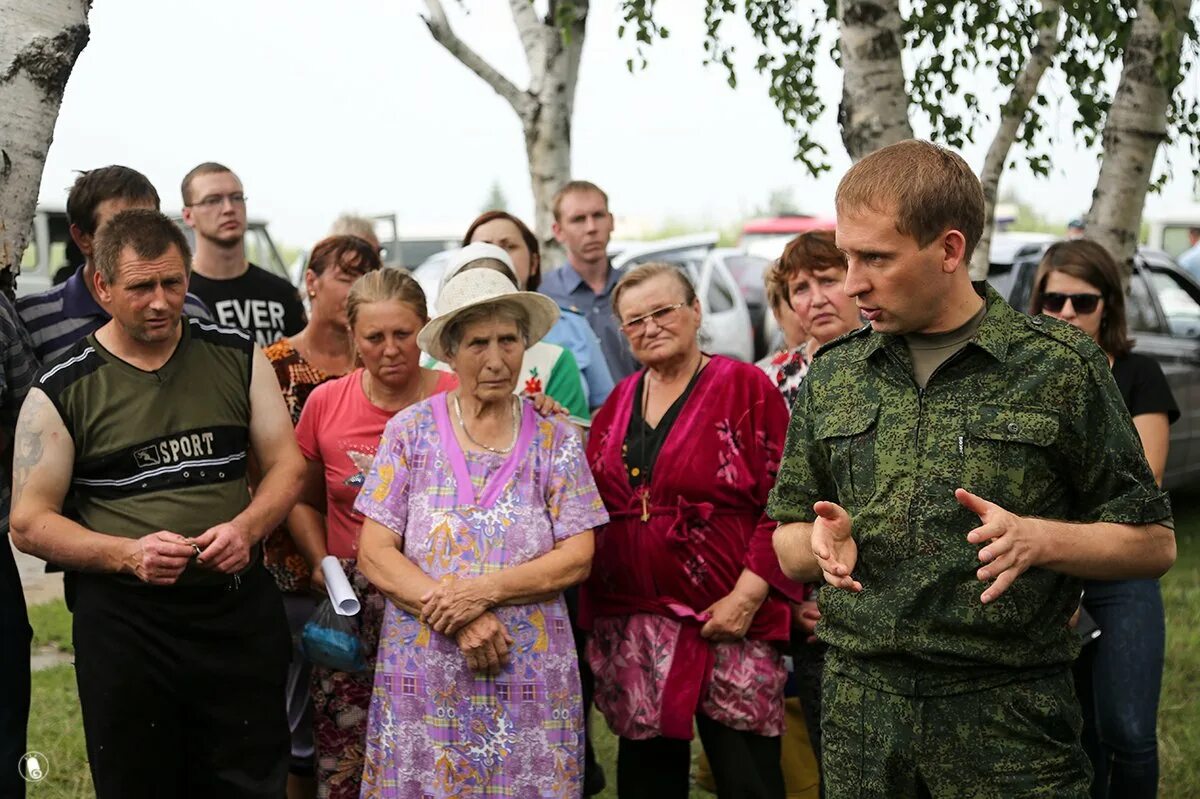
[768,283,1172,694]
[821,671,1091,798]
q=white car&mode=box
[610,234,756,363]
[413,233,757,362]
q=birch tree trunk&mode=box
[970,0,1061,280]
[0,0,90,291]
[423,0,587,267]
[837,0,913,161]
[1085,0,1190,280]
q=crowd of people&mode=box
[0,140,1179,799]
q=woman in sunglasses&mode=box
[1030,239,1178,799]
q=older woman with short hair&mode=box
[355,270,608,798]
[424,242,590,421]
[465,210,615,410]
[584,262,793,799]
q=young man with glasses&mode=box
[181,162,305,346]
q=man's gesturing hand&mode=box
[957,488,1043,604]
[126,531,194,585]
[188,522,253,574]
[811,501,862,592]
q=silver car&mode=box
[610,234,756,363]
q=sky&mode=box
[35,0,1200,249]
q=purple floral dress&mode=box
[354,395,608,799]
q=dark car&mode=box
[991,244,1200,490]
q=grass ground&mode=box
[23,503,1200,797]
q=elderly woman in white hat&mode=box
[424,242,591,423]
[355,269,609,798]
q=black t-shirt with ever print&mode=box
[188,263,307,347]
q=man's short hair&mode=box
[94,209,192,284]
[552,180,609,222]
[181,161,235,205]
[1189,226,1200,237]
[835,140,985,262]
[66,166,160,237]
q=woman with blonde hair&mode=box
[262,235,382,797]
[289,269,457,799]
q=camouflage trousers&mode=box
[821,670,1091,798]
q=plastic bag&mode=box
[301,598,366,672]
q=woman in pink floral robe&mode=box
[582,263,797,798]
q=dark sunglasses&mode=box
[1042,292,1102,314]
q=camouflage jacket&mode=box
[768,282,1171,695]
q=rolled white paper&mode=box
[321,556,360,616]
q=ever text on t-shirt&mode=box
[188,263,306,347]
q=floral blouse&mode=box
[755,343,810,412]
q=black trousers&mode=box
[564,586,600,777]
[0,539,31,799]
[72,565,290,799]
[617,714,784,799]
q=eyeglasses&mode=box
[188,193,247,209]
[621,303,685,335]
[1042,292,1102,315]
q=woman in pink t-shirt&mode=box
[290,269,457,799]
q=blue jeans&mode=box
[1073,579,1164,799]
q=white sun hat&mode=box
[439,242,520,291]
[418,268,560,363]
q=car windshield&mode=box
[1145,268,1200,337]
[723,254,771,302]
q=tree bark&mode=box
[836,0,913,161]
[970,0,1061,280]
[0,0,90,291]
[422,0,587,268]
[1085,0,1190,280]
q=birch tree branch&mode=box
[508,0,546,75]
[970,0,1062,279]
[422,0,528,115]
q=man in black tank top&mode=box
[10,210,306,799]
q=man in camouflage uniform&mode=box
[770,140,1176,798]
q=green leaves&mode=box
[614,0,1198,182]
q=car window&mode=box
[724,254,770,282]
[1008,260,1038,314]
[1144,268,1200,338]
[706,268,735,313]
[1159,225,1194,260]
[245,226,287,279]
[1127,271,1163,333]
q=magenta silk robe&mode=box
[582,355,799,739]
